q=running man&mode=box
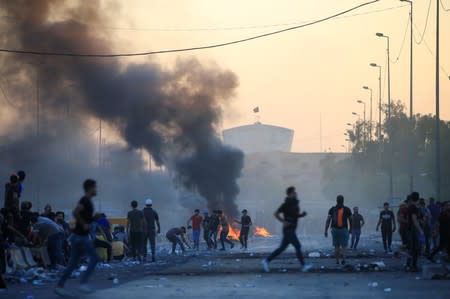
[350,207,364,250]
[235,209,252,250]
[54,179,99,297]
[376,202,396,253]
[218,210,235,251]
[166,227,190,255]
[142,198,160,262]
[325,195,352,265]
[187,209,203,250]
[262,187,312,273]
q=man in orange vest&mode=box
[325,195,352,265]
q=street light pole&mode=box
[357,100,366,151]
[376,32,393,202]
[363,86,373,141]
[401,0,414,193]
[370,63,382,142]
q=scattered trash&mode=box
[384,288,392,292]
[235,259,241,262]
[415,277,421,280]
[79,265,87,272]
[370,261,386,269]
[97,263,112,269]
[31,280,43,286]
[368,282,378,288]
[113,278,119,285]
[279,269,288,273]
[234,283,241,288]
[320,266,325,269]
[208,261,213,266]
[308,252,321,258]
[255,274,262,278]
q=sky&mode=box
[104,0,449,153]
[5,0,449,153]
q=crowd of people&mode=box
[2,171,450,295]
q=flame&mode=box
[227,224,240,240]
[254,226,272,238]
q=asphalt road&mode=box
[2,236,450,299]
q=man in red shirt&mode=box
[397,197,410,249]
[187,209,203,250]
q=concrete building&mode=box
[222,123,294,154]
[222,123,350,233]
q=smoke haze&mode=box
[0,0,243,218]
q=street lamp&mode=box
[370,63,382,142]
[376,32,394,202]
[362,86,373,141]
[400,0,415,193]
[357,100,367,151]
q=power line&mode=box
[413,0,432,45]
[0,80,19,108]
[0,4,406,32]
[440,0,450,11]
[391,13,410,64]
[0,1,380,58]
[413,22,450,78]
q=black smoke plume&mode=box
[0,0,243,217]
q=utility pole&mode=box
[401,0,414,193]
[320,113,323,152]
[99,119,102,168]
[435,0,441,201]
[36,66,41,211]
[409,1,414,193]
[387,36,393,202]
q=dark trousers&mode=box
[143,230,156,260]
[350,229,361,249]
[239,227,249,248]
[203,229,212,248]
[429,233,450,259]
[94,238,112,261]
[407,230,420,268]
[167,235,184,254]
[220,231,234,249]
[399,225,408,247]
[424,226,432,255]
[267,228,305,265]
[129,232,144,259]
[211,230,218,249]
[0,238,6,274]
[381,226,393,250]
[47,233,64,267]
[57,234,98,287]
